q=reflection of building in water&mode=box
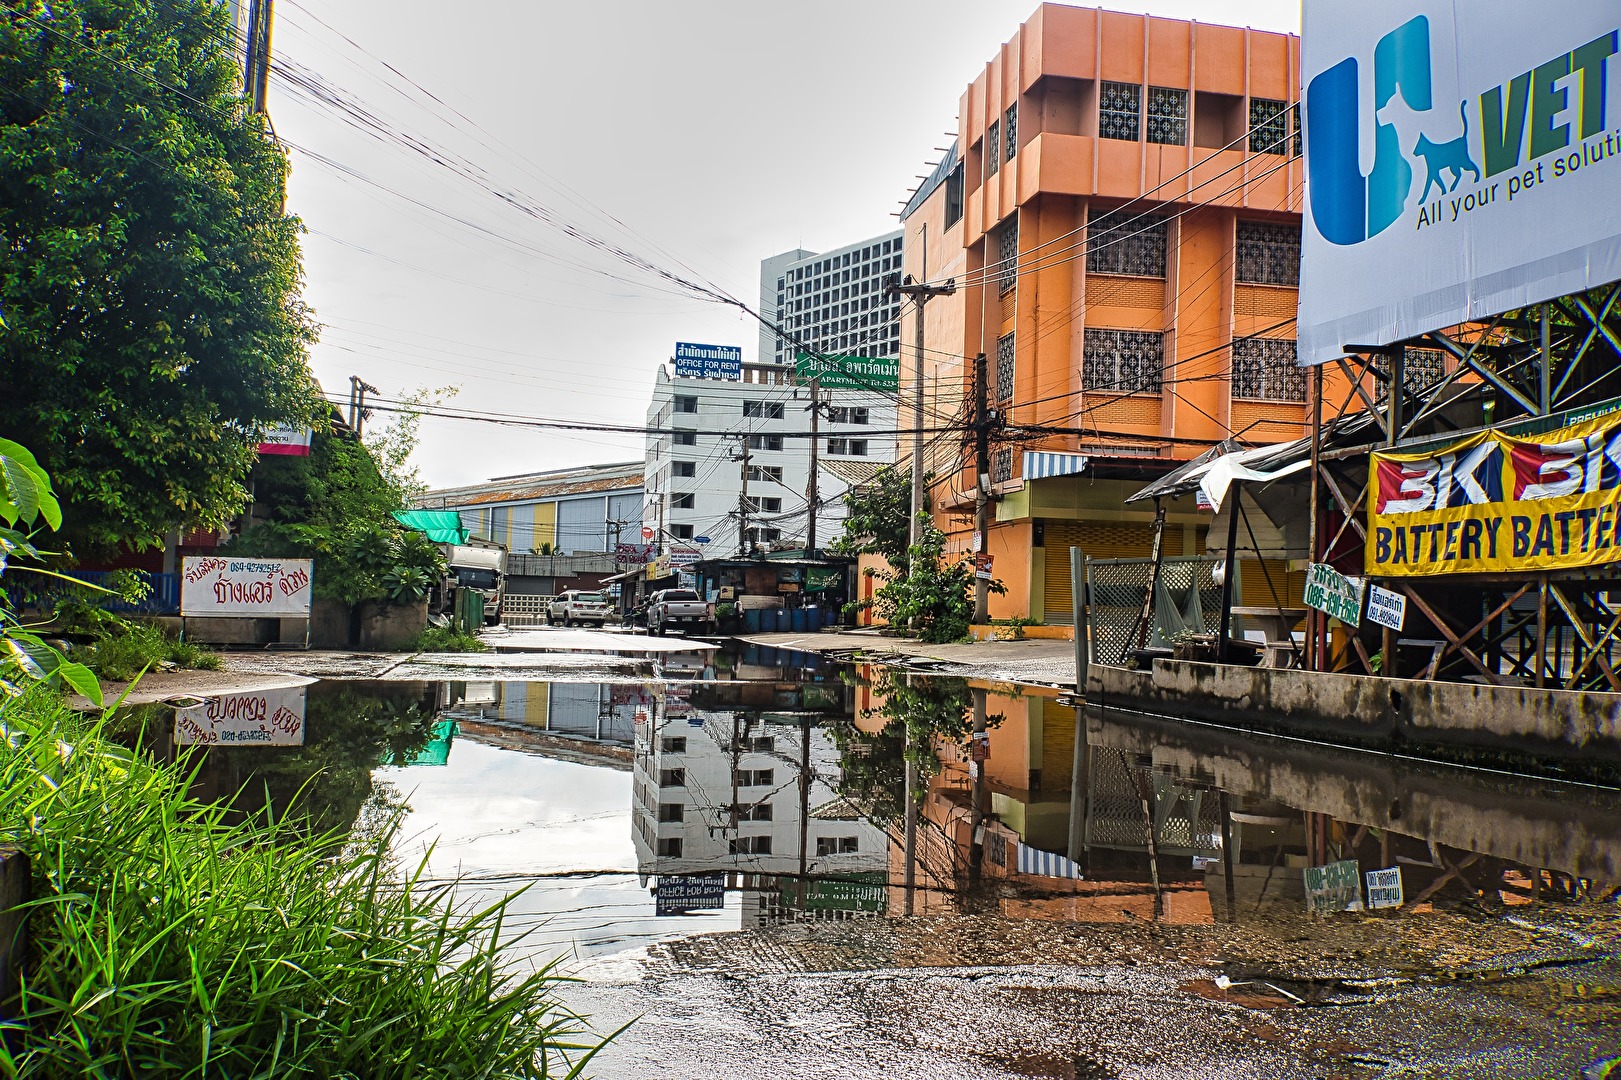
[631,665,888,926]
[438,680,645,746]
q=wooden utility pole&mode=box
[972,351,992,623]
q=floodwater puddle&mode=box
[134,643,1621,1077]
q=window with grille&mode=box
[1373,347,1448,389]
[986,120,1001,176]
[1083,329,1165,392]
[672,493,695,509]
[988,833,1007,866]
[1291,103,1303,158]
[997,218,1019,295]
[992,448,1013,484]
[1231,337,1305,402]
[945,163,964,227]
[748,465,783,483]
[1086,209,1168,277]
[1235,221,1301,286]
[996,332,1015,403]
[1004,103,1017,160]
[1100,81,1140,141]
[1146,86,1187,145]
[1248,98,1289,155]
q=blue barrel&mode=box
[744,608,761,634]
[791,607,808,632]
[774,608,789,632]
[823,606,839,627]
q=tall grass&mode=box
[0,690,612,1077]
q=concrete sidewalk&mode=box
[738,629,1078,688]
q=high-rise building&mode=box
[759,233,906,367]
[902,5,1352,625]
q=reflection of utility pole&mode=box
[890,241,956,558]
[798,717,811,905]
[902,673,917,915]
[971,351,991,623]
[969,686,988,883]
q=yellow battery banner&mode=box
[1367,412,1621,577]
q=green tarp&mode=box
[393,509,468,545]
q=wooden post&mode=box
[1308,364,1324,670]
[1217,484,1242,663]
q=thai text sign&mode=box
[673,342,741,380]
[175,685,307,746]
[257,426,312,456]
[794,352,900,391]
[655,873,726,915]
[1298,1,1621,365]
[1303,859,1364,915]
[1368,412,1621,576]
[1365,866,1405,909]
[1304,562,1364,625]
[181,557,314,617]
[1366,584,1408,630]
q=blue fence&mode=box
[64,571,182,615]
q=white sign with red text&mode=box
[181,557,314,617]
[175,685,308,746]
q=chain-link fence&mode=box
[1084,555,1223,666]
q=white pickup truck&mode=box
[546,590,613,627]
[646,588,711,637]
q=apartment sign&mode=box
[794,352,901,391]
[1298,0,1621,364]
[181,557,314,618]
[673,342,742,380]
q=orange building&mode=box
[901,5,1334,624]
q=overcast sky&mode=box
[272,0,1299,489]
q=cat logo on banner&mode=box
[1368,410,1621,576]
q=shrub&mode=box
[412,625,488,653]
[0,691,610,1076]
[82,623,221,681]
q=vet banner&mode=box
[1298,0,1621,364]
[1368,412,1621,576]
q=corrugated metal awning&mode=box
[1023,451,1090,480]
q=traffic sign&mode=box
[694,535,711,545]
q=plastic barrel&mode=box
[791,608,808,632]
[744,608,761,634]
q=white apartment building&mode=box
[760,232,905,367]
[643,362,896,554]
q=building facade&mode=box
[759,233,906,367]
[903,6,1354,624]
[643,361,896,554]
[416,461,644,556]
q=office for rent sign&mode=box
[1298,1,1621,364]
[181,557,314,617]
[1368,411,1621,576]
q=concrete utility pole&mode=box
[805,377,820,554]
[971,351,991,623]
[347,376,378,438]
[890,234,955,559]
[243,0,275,115]
[735,437,753,556]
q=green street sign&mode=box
[794,352,900,391]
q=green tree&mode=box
[870,515,1005,643]
[364,385,457,498]
[0,0,320,555]
[829,466,926,572]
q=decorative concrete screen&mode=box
[1298,0,1621,364]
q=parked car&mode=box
[547,590,613,627]
[646,588,711,637]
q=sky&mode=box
[270,0,1300,489]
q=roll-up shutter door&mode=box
[1042,521,1180,624]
